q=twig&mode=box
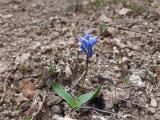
[66,104,86,116]
[115,96,147,109]
[85,107,138,120]
[92,110,118,120]
[50,30,67,41]
[144,66,156,82]
[108,24,160,40]
[70,70,86,91]
[17,75,40,81]
[0,68,18,104]
[79,56,89,94]
[0,79,7,104]
[118,0,160,31]
[86,106,119,116]
[31,91,47,120]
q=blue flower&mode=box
[79,33,98,58]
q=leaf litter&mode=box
[0,0,160,120]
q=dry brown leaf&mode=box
[19,80,36,100]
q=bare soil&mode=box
[0,0,160,120]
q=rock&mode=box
[151,0,160,13]
[52,115,75,120]
[0,62,8,73]
[0,13,13,19]
[98,14,113,23]
[13,5,18,10]
[129,73,145,87]
[108,27,117,36]
[147,107,156,114]
[46,93,60,106]
[40,46,52,54]
[150,96,157,108]
[122,57,131,63]
[92,115,106,120]
[118,8,130,15]
[30,42,41,50]
[21,53,31,63]
[116,88,130,99]
[65,65,72,78]
[103,88,129,109]
[51,105,63,115]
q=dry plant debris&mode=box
[0,0,160,120]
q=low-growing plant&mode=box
[122,74,130,85]
[52,81,101,109]
[66,0,82,12]
[46,60,56,77]
[98,23,112,37]
[91,0,104,9]
[26,114,31,120]
[52,33,101,109]
[118,0,160,30]
[98,23,108,34]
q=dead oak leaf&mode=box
[19,80,36,100]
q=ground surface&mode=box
[0,0,160,120]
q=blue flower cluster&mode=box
[79,33,98,58]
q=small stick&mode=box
[70,70,86,91]
[86,107,138,120]
[115,96,147,109]
[78,56,89,95]
[108,24,160,40]
[0,68,18,104]
[50,30,67,41]
[31,91,47,120]
[0,79,7,104]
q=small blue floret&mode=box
[79,33,98,58]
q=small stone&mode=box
[148,29,153,33]
[103,88,129,109]
[51,105,63,115]
[129,73,145,87]
[0,62,7,73]
[118,8,130,15]
[21,53,31,63]
[147,107,156,114]
[46,93,60,106]
[108,27,117,36]
[98,14,113,23]
[65,65,72,78]
[13,5,18,9]
[40,46,52,54]
[150,96,157,108]
[122,57,130,63]
[30,42,41,50]
[53,115,75,120]
[0,14,13,19]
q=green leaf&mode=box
[76,86,102,107]
[52,81,75,108]
[26,114,31,120]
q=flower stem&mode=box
[79,56,89,95]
